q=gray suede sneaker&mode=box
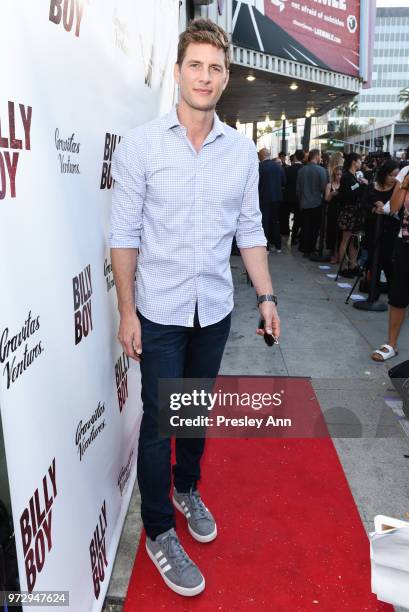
[173,488,217,543]
[145,528,205,597]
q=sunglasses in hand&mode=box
[258,318,279,347]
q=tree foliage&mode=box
[399,87,409,120]
[335,99,358,138]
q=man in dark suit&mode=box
[284,149,304,245]
[258,148,286,252]
[296,149,328,256]
[278,151,289,168]
[278,151,291,235]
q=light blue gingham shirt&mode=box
[109,106,266,327]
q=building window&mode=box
[186,0,195,21]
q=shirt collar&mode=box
[164,106,181,130]
[164,105,225,138]
[212,112,225,137]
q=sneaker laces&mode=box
[190,489,208,520]
[164,531,191,571]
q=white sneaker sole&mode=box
[145,541,205,597]
[173,497,217,543]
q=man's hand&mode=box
[118,311,142,361]
[256,302,280,342]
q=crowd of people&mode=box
[257,145,409,363]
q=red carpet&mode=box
[124,380,392,611]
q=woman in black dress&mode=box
[364,159,400,291]
[337,153,368,277]
[371,163,409,362]
[325,164,343,263]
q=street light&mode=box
[290,83,298,90]
[280,114,287,155]
[246,75,256,82]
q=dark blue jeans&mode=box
[137,309,231,540]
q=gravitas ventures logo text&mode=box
[0,311,43,390]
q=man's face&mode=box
[174,42,229,112]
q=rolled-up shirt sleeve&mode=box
[109,135,145,249]
[235,143,267,249]
[396,165,409,184]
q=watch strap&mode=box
[257,294,277,306]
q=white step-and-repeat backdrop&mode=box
[0,1,179,610]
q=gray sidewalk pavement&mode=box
[104,241,409,611]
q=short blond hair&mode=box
[177,18,230,69]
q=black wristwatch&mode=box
[257,294,278,306]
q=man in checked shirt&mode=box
[110,18,280,597]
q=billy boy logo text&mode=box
[104,257,115,292]
[115,352,129,412]
[90,500,108,599]
[100,132,121,190]
[73,264,93,345]
[20,459,57,592]
[0,101,32,200]
[49,0,86,37]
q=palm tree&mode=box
[335,99,358,139]
[399,87,409,120]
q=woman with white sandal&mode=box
[372,163,409,362]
